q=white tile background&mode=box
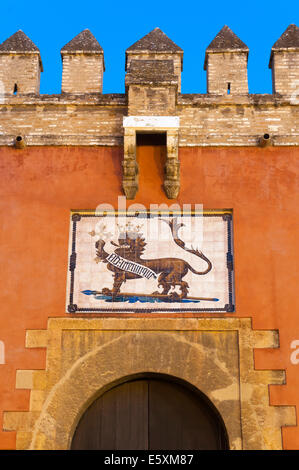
[66,214,231,311]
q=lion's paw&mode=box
[102,288,113,296]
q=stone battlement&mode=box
[0,25,298,148]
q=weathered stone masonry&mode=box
[0,25,297,149]
[0,25,298,200]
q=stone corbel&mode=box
[122,128,139,199]
[164,130,180,199]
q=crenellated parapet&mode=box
[0,30,43,95]
[269,24,299,96]
[204,25,249,95]
[125,27,183,92]
[0,24,297,156]
[0,25,298,98]
[61,29,105,94]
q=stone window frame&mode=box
[122,116,180,199]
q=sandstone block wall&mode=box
[205,52,248,95]
[61,53,104,94]
[126,52,183,92]
[128,85,177,116]
[0,93,297,147]
[0,54,41,95]
[271,51,299,95]
[0,26,297,147]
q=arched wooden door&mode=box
[71,377,229,450]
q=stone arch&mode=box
[71,372,230,450]
[29,331,240,450]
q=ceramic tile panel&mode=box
[66,210,234,313]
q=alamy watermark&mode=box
[91,196,204,248]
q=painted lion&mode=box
[95,218,212,300]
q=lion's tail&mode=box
[186,249,212,275]
[163,217,212,275]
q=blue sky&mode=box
[0,0,298,94]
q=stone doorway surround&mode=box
[122,116,180,199]
[3,317,296,450]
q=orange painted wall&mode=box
[0,145,298,449]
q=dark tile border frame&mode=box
[67,210,235,314]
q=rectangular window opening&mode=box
[136,132,167,146]
[227,83,231,95]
